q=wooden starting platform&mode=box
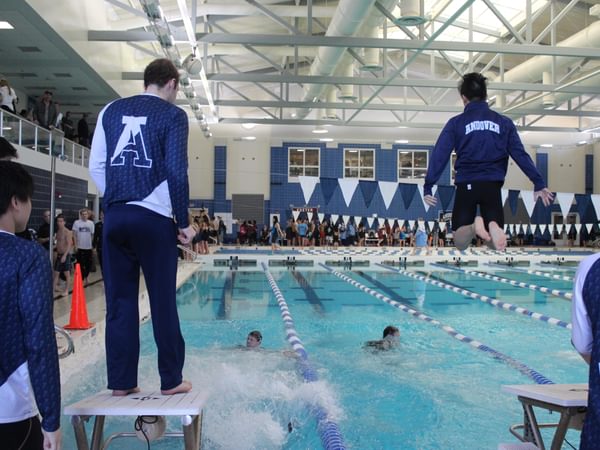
[64,390,204,450]
[502,383,587,450]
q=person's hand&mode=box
[178,225,196,244]
[60,254,66,263]
[424,194,437,206]
[534,188,554,207]
[42,429,62,450]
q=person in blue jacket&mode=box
[89,59,196,397]
[0,161,62,449]
[423,73,553,251]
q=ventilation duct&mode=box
[541,71,555,109]
[325,90,339,119]
[361,29,383,71]
[395,0,427,26]
[294,0,376,119]
[338,62,357,100]
[498,21,600,113]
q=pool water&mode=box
[62,266,587,449]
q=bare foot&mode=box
[161,380,192,395]
[473,216,491,242]
[112,387,140,397]
[488,222,507,251]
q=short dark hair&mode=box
[144,58,179,89]
[0,161,34,216]
[248,330,262,342]
[56,214,64,220]
[0,137,18,160]
[459,72,487,101]
[383,325,399,338]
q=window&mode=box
[344,148,374,179]
[398,149,428,180]
[288,147,319,178]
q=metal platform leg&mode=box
[183,412,203,450]
[90,415,105,450]
[71,415,90,450]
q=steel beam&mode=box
[87,31,600,58]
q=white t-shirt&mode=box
[72,219,95,250]
[0,86,16,111]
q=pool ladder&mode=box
[453,256,462,267]
[286,256,296,270]
[343,256,352,270]
[229,255,240,270]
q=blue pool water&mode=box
[63,265,587,449]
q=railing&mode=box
[55,324,75,359]
[0,109,90,167]
[177,245,201,262]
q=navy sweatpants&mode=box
[103,204,185,391]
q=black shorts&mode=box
[452,181,504,230]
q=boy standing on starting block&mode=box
[0,160,62,449]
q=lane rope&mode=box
[487,263,574,282]
[320,263,553,385]
[441,264,572,301]
[261,263,345,450]
[378,263,571,329]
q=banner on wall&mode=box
[555,192,574,219]
[520,190,537,218]
[359,180,378,209]
[417,185,437,212]
[399,183,418,210]
[378,181,398,210]
[320,177,339,205]
[339,178,359,207]
[298,176,319,205]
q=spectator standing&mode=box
[37,209,52,251]
[218,216,226,244]
[92,210,104,274]
[32,91,58,130]
[61,111,75,140]
[89,58,195,396]
[0,161,62,450]
[53,214,72,297]
[72,208,94,284]
[0,78,17,113]
[78,113,90,147]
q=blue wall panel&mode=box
[586,154,593,195]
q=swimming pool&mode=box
[62,263,587,449]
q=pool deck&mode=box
[55,245,593,385]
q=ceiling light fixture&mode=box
[319,137,334,142]
[241,136,257,141]
[242,123,257,130]
[395,139,409,144]
[312,125,328,134]
[0,21,14,29]
[539,144,553,148]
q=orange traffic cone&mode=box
[64,263,93,330]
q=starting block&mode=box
[64,390,204,449]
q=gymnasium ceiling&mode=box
[2,0,600,147]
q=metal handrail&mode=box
[177,245,201,262]
[55,324,74,359]
[0,108,90,167]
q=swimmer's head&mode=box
[383,325,400,339]
[246,330,262,349]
